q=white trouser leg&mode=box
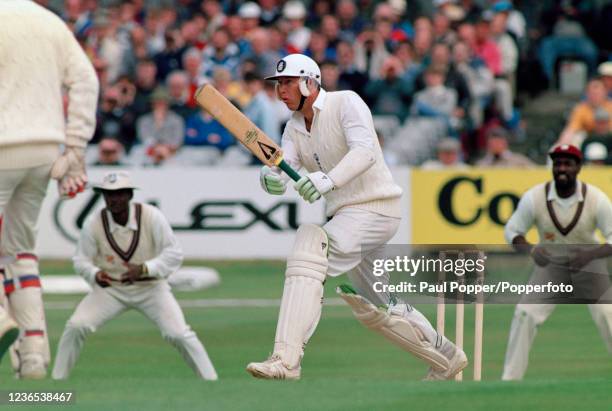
[1,164,52,369]
[136,282,217,380]
[52,286,127,379]
[588,304,612,354]
[502,303,556,380]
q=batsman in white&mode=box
[502,145,612,380]
[247,54,467,380]
[0,0,99,378]
[52,172,218,380]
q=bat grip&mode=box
[278,160,301,182]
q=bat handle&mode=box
[278,160,301,182]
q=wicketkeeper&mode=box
[247,54,467,380]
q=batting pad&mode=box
[337,285,450,371]
[274,224,328,367]
[5,257,49,366]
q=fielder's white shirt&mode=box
[73,203,183,284]
[505,180,612,244]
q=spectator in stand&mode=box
[304,31,336,64]
[268,24,291,56]
[557,78,612,146]
[226,15,251,56]
[458,0,483,23]
[336,40,369,98]
[459,19,501,76]
[95,86,138,152]
[184,109,235,151]
[452,40,494,127]
[320,15,342,50]
[202,27,240,80]
[136,87,185,165]
[307,0,333,29]
[336,0,364,42]
[354,27,390,80]
[180,19,205,50]
[413,16,434,64]
[182,48,208,107]
[491,9,518,82]
[598,62,612,97]
[130,59,158,118]
[392,40,422,86]
[89,10,125,85]
[94,138,126,166]
[433,11,458,48]
[411,65,459,130]
[154,28,187,82]
[320,59,340,92]
[415,42,471,127]
[365,56,413,122]
[238,2,261,34]
[120,25,152,80]
[243,72,280,143]
[476,127,534,167]
[537,0,598,82]
[167,70,198,120]
[259,0,281,27]
[283,0,311,52]
[201,0,226,39]
[421,138,468,169]
[579,108,612,159]
[211,67,250,109]
[243,28,281,78]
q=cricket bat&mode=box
[194,84,301,181]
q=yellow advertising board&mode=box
[411,167,612,244]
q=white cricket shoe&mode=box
[422,347,468,381]
[19,353,47,380]
[0,318,18,364]
[246,355,301,380]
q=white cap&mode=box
[584,142,608,161]
[283,1,306,20]
[92,171,138,191]
[598,61,612,77]
[238,2,261,19]
[265,54,321,82]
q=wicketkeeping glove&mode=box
[294,171,334,203]
[260,166,287,195]
[50,146,87,198]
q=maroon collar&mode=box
[101,203,142,262]
[544,182,587,236]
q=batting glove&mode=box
[260,166,287,195]
[50,146,87,198]
[294,171,334,203]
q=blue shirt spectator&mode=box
[184,110,236,151]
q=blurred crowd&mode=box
[40,0,612,167]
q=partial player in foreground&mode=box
[52,172,217,380]
[0,0,99,378]
[502,145,612,380]
[247,54,467,380]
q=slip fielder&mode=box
[246,54,467,380]
[51,172,217,380]
[502,145,612,380]
[0,0,99,378]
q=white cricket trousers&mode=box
[326,208,448,351]
[502,303,612,380]
[52,281,218,380]
[0,163,53,365]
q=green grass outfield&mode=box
[1,260,610,411]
